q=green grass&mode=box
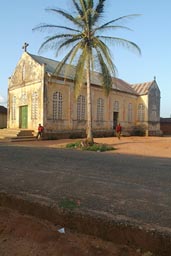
[59,198,80,210]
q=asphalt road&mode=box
[0,143,171,231]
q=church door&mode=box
[19,105,28,128]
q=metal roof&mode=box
[131,81,154,95]
[29,53,153,96]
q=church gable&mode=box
[9,52,43,88]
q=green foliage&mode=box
[66,140,115,152]
[83,143,115,152]
[66,141,81,149]
[59,198,80,210]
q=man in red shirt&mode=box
[36,124,44,140]
[115,123,122,139]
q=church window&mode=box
[97,98,104,122]
[77,95,86,120]
[53,92,63,120]
[128,103,133,122]
[114,100,119,112]
[31,92,38,120]
[21,92,27,105]
[12,96,16,121]
[138,103,145,122]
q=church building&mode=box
[7,50,161,138]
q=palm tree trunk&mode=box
[86,60,94,144]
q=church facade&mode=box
[7,52,161,138]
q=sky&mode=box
[0,0,171,117]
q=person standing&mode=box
[36,124,44,140]
[115,123,122,139]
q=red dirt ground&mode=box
[0,207,151,256]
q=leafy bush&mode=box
[66,141,82,149]
[66,141,115,152]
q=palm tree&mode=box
[33,0,141,144]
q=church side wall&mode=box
[44,77,138,138]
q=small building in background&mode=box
[160,118,171,135]
[0,106,7,128]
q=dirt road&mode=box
[0,136,171,255]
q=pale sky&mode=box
[1,0,171,117]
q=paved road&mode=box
[0,143,171,231]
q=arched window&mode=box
[114,100,119,112]
[128,103,133,122]
[12,96,16,121]
[53,92,63,120]
[97,98,104,122]
[138,103,145,122]
[77,95,86,120]
[31,92,38,120]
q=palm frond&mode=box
[93,37,116,75]
[74,48,87,98]
[96,50,113,96]
[55,36,83,57]
[99,14,141,29]
[93,0,105,23]
[72,0,83,17]
[87,0,94,9]
[45,8,82,27]
[98,36,141,55]
[33,24,81,33]
[94,25,133,33]
[38,34,76,53]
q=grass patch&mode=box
[66,141,81,149]
[59,198,80,210]
[66,140,115,152]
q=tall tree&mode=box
[33,0,141,144]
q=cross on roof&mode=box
[22,42,29,52]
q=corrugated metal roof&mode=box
[131,81,154,95]
[29,54,59,74]
[29,53,152,96]
[112,77,138,95]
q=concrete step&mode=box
[11,136,37,142]
[0,129,36,141]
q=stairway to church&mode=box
[0,128,36,142]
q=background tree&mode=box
[33,0,141,144]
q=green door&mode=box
[19,106,28,128]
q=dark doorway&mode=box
[113,112,119,129]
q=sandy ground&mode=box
[33,136,171,158]
[9,135,171,159]
[1,136,170,255]
[94,136,171,158]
